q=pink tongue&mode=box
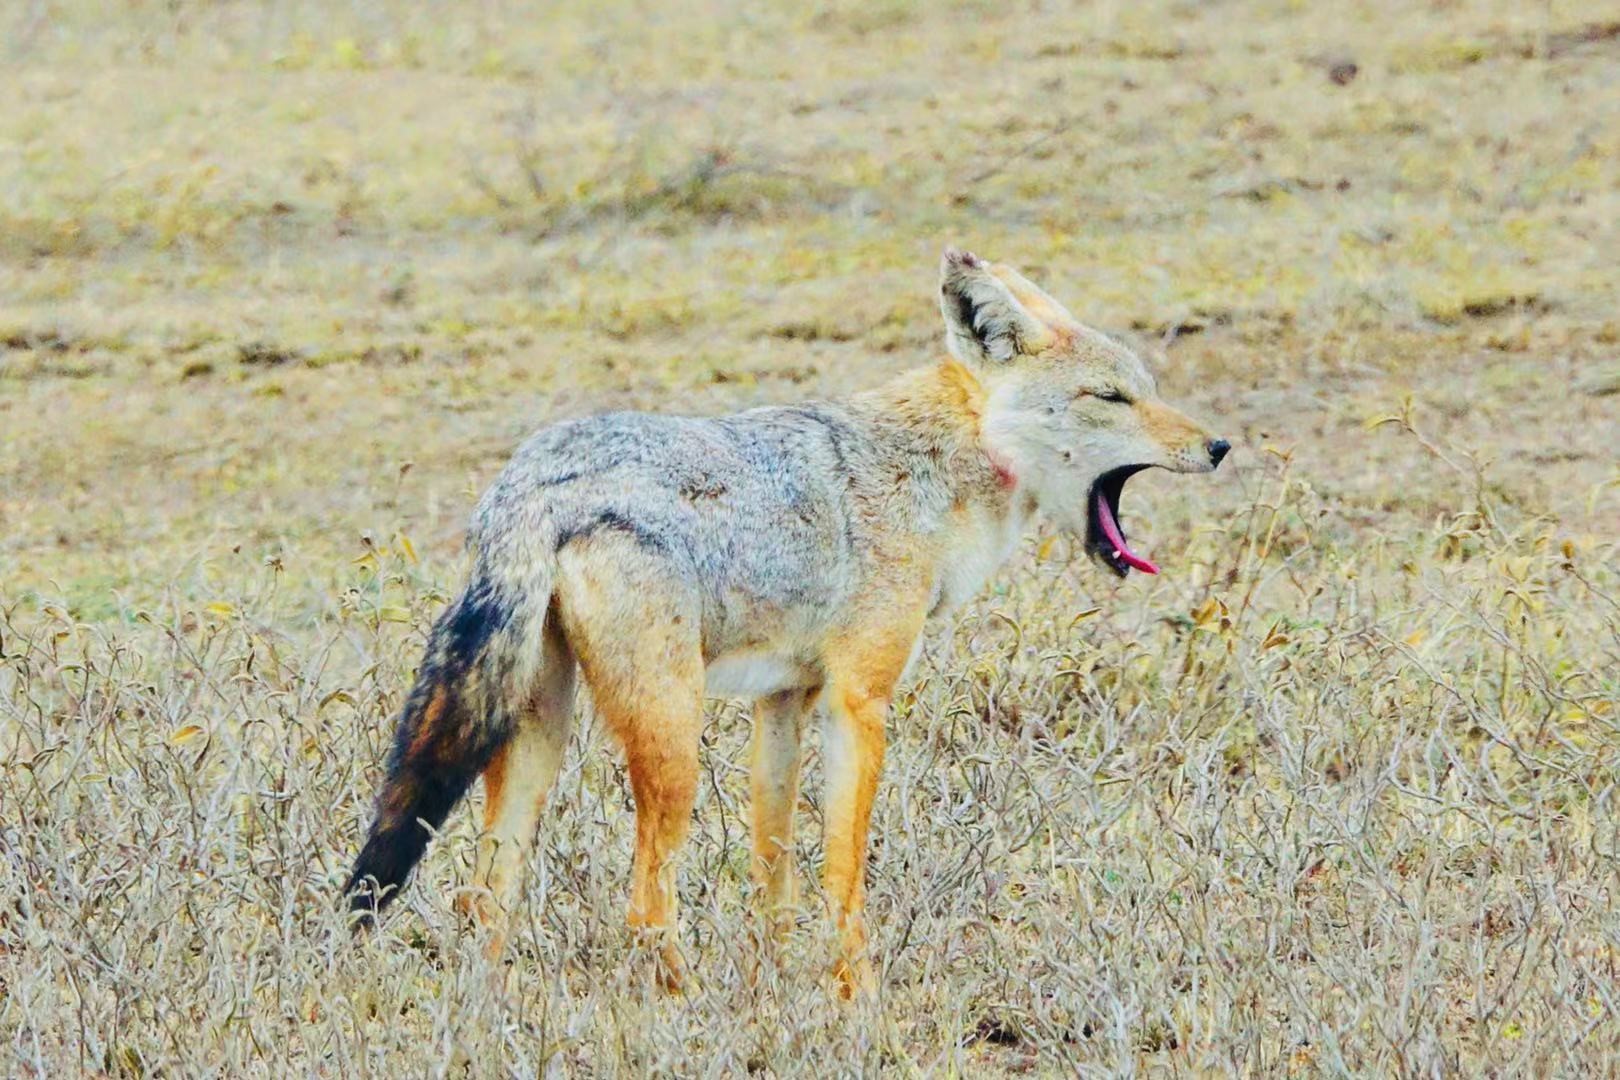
[1096,491,1159,575]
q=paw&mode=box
[452,888,502,929]
[833,956,876,1002]
[657,943,688,995]
[628,926,688,994]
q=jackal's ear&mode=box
[939,247,1052,366]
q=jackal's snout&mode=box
[1137,399,1227,474]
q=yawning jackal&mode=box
[346,248,1230,996]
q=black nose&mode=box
[1207,438,1231,467]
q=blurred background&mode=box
[3,0,1616,606]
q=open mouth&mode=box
[1086,465,1159,577]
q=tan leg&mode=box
[751,687,816,934]
[555,543,703,991]
[820,616,923,999]
[622,720,699,991]
[456,619,575,957]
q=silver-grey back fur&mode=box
[470,399,964,669]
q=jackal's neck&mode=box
[864,358,983,433]
[856,359,1020,509]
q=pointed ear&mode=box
[939,247,1052,366]
[989,264,1081,332]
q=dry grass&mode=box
[4,0,1620,1074]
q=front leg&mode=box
[751,687,816,934]
[820,611,924,999]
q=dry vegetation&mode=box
[3,0,1620,1074]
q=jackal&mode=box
[345,248,1230,995]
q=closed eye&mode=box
[1095,389,1132,404]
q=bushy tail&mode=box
[345,561,549,928]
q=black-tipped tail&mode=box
[346,756,483,929]
[344,579,526,929]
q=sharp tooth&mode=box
[1113,549,1122,559]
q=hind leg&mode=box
[456,616,576,955]
[621,715,700,991]
[557,543,703,990]
[589,669,701,991]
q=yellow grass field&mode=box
[3,0,1618,1073]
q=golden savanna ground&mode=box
[3,0,1619,1073]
